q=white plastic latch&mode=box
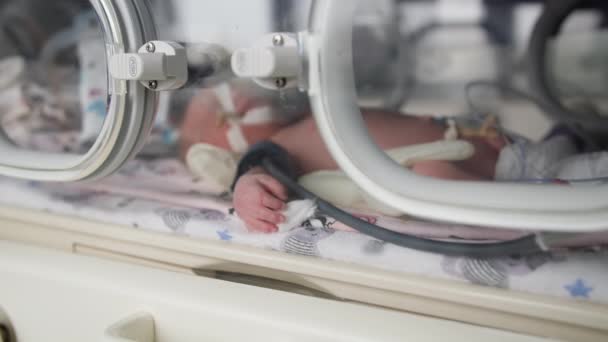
[231,33,302,90]
[232,46,300,79]
[109,41,188,91]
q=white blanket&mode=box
[0,161,606,304]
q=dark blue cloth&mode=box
[230,141,296,191]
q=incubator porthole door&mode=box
[307,0,608,232]
[0,0,157,181]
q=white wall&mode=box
[167,0,273,50]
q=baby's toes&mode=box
[257,209,285,224]
[248,219,278,233]
[262,195,285,210]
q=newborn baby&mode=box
[180,87,506,233]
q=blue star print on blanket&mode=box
[217,229,233,241]
[565,278,593,298]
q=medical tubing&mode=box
[262,158,544,258]
[464,80,600,151]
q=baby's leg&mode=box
[411,160,485,181]
[271,111,491,180]
[453,136,505,180]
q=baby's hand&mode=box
[233,168,288,233]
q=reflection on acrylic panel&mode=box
[0,0,107,153]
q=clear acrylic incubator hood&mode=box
[0,0,607,234]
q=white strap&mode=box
[444,119,459,140]
[213,83,236,113]
[226,123,249,153]
[213,84,279,153]
[241,106,277,125]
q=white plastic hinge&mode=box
[232,46,300,79]
[231,33,302,90]
[109,41,188,91]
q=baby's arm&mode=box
[233,111,498,232]
[268,112,493,178]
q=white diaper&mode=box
[555,152,608,181]
[494,135,578,181]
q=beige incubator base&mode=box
[0,205,607,341]
[0,240,552,342]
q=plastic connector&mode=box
[109,53,167,81]
[230,33,302,90]
[109,41,188,91]
[232,46,300,79]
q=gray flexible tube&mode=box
[263,158,544,258]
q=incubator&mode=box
[0,0,608,341]
[0,0,607,229]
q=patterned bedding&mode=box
[0,158,606,304]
